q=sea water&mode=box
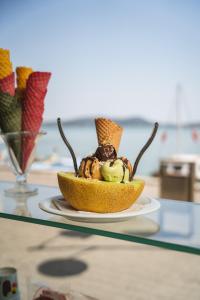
[39,124,200,176]
[0,125,199,176]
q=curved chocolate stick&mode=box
[131,122,159,180]
[57,118,78,176]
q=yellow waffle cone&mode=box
[0,62,12,79]
[16,66,33,90]
[0,48,12,79]
[95,118,123,152]
[0,48,10,62]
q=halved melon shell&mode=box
[57,172,145,213]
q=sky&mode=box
[1,0,200,122]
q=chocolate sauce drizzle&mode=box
[57,118,79,176]
[109,160,115,167]
[121,164,126,183]
[131,122,159,180]
[82,156,97,178]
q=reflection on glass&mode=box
[13,194,36,217]
[0,182,200,255]
[158,203,194,239]
[123,216,160,236]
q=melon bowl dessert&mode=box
[58,172,145,213]
[57,118,158,214]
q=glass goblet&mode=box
[1,131,46,196]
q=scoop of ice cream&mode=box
[94,144,117,161]
[120,156,133,178]
[79,157,102,180]
[101,159,129,183]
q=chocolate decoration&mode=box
[131,122,159,180]
[120,157,133,181]
[109,160,116,167]
[122,158,128,166]
[82,156,96,178]
[57,118,78,176]
[94,144,117,161]
[121,164,126,183]
[90,160,94,176]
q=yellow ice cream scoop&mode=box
[101,159,130,183]
[16,66,33,90]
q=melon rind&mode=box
[57,172,145,213]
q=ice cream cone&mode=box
[0,61,12,79]
[0,92,22,163]
[21,71,51,170]
[0,72,15,96]
[95,118,123,152]
[16,66,33,91]
[0,48,10,61]
[22,85,45,133]
[28,71,51,89]
[22,93,44,171]
[0,48,12,79]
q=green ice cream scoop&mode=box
[101,159,129,183]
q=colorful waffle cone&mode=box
[21,71,51,170]
[0,48,10,61]
[95,118,123,152]
[0,49,12,79]
[22,71,51,132]
[0,92,22,163]
[22,88,46,170]
[0,61,13,79]
[16,66,33,91]
[27,71,51,90]
[0,72,15,96]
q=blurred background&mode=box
[1,0,200,178]
[1,2,200,300]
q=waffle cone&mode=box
[22,72,51,133]
[0,48,12,79]
[0,72,15,96]
[22,85,45,171]
[0,48,10,61]
[95,118,123,152]
[16,66,33,90]
[21,71,51,171]
[0,92,22,163]
[28,71,51,90]
[0,62,12,79]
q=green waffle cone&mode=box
[0,91,22,164]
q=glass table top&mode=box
[0,181,200,255]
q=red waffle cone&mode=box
[21,72,51,171]
[0,72,15,96]
[28,71,51,90]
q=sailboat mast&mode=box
[176,84,182,153]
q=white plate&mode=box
[39,195,160,223]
